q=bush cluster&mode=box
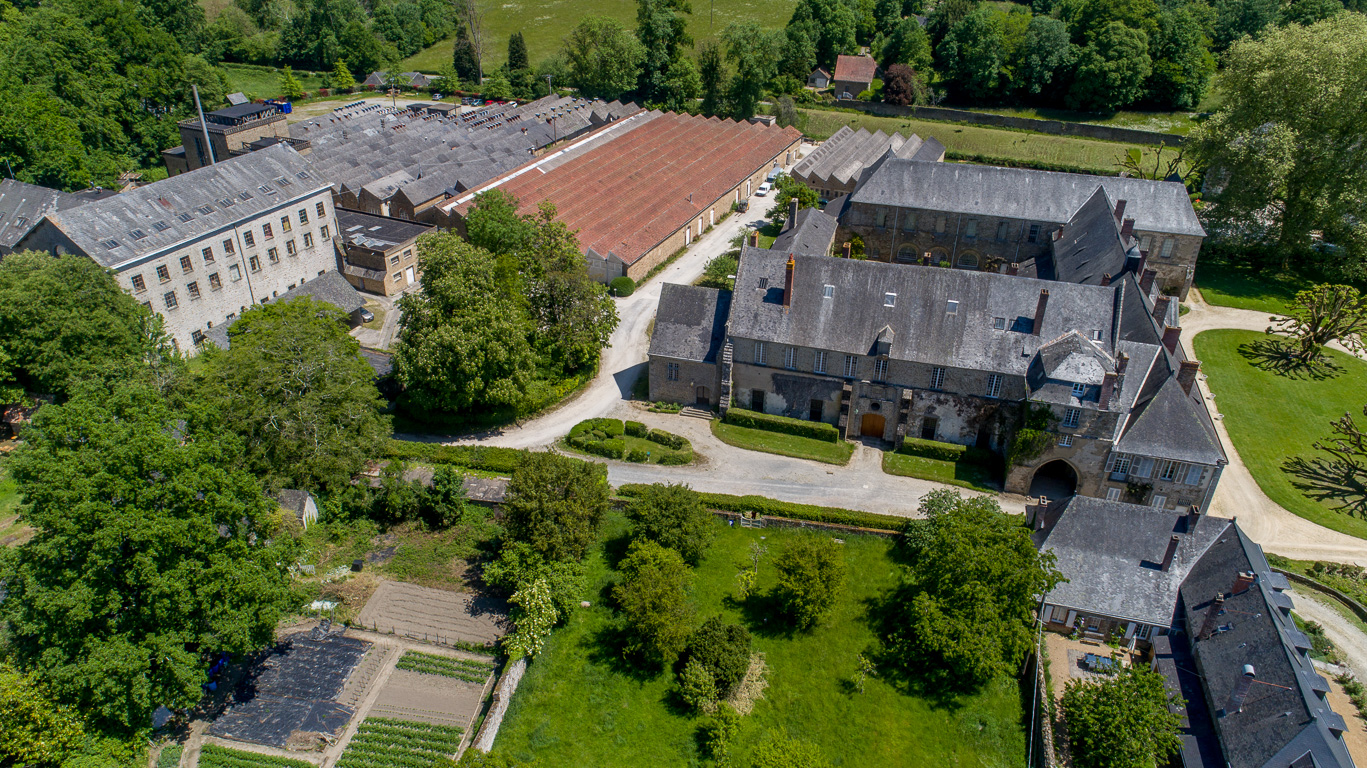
[616,484,905,531]
[897,437,997,466]
[610,276,636,296]
[385,440,528,474]
[647,428,687,450]
[566,419,692,464]
[625,420,648,438]
[722,408,840,443]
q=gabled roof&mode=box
[792,126,938,188]
[770,207,838,257]
[649,284,731,364]
[850,160,1206,237]
[1035,186,1141,285]
[810,67,830,79]
[0,179,92,252]
[1115,376,1225,464]
[833,55,877,84]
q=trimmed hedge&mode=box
[897,437,997,466]
[610,276,636,296]
[617,484,906,532]
[625,420,648,438]
[566,419,692,464]
[386,440,528,474]
[570,418,625,438]
[647,428,687,450]
[723,408,840,443]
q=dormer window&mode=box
[884,293,896,307]
[759,277,769,289]
[946,300,959,314]
[1072,383,1086,398]
[993,317,1006,330]
[823,285,834,299]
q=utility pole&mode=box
[388,86,400,109]
[546,74,553,96]
[193,84,216,166]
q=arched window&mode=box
[957,251,980,269]
[896,243,918,263]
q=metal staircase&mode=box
[718,341,734,415]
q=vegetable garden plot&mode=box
[395,651,495,683]
[335,717,465,768]
[198,744,315,768]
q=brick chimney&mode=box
[1152,295,1172,325]
[1187,505,1202,533]
[1231,570,1256,595]
[1178,359,1200,394]
[785,197,799,232]
[1032,289,1050,336]
[1114,198,1127,222]
[1222,665,1257,716]
[1099,372,1118,410]
[1162,325,1181,354]
[1121,217,1135,241]
[1007,262,1019,276]
[1116,352,1129,374]
[783,254,795,308]
[842,241,852,259]
[1140,268,1158,293]
[1161,535,1180,572]
[1052,226,1065,241]
[1197,595,1226,640]
[749,229,759,247]
[922,253,932,266]
[1101,273,1112,287]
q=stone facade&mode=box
[648,357,724,406]
[165,105,295,176]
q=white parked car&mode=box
[756,182,773,196]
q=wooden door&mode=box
[860,413,886,438]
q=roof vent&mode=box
[297,171,311,179]
[219,198,235,208]
[238,191,253,201]
[276,176,292,186]
[177,212,194,223]
[102,239,120,249]
[198,205,214,215]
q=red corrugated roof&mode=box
[453,113,800,265]
[833,55,877,84]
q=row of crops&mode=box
[197,744,314,768]
[335,717,465,768]
[396,651,495,683]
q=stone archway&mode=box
[1029,460,1078,501]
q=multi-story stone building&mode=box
[826,157,1206,298]
[648,187,1226,511]
[163,102,302,176]
[336,208,433,295]
[19,145,345,353]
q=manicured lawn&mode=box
[881,451,999,492]
[400,0,798,73]
[221,63,329,101]
[494,513,1027,766]
[1194,329,1367,539]
[711,421,855,465]
[1194,254,1308,315]
[795,108,1178,176]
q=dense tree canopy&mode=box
[636,0,692,104]
[614,539,695,665]
[625,483,716,565]
[1062,664,1182,768]
[772,535,846,629]
[565,15,646,100]
[502,451,610,562]
[1,381,298,731]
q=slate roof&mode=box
[1037,497,1229,626]
[770,207,838,257]
[336,208,433,250]
[649,283,731,363]
[833,55,877,85]
[39,144,327,269]
[0,179,91,252]
[1179,526,1354,768]
[850,160,1206,237]
[729,247,1119,376]
[792,126,936,188]
[1115,376,1225,464]
[1030,186,1141,285]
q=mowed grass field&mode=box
[1194,329,1367,539]
[401,0,798,72]
[494,512,1027,766]
[221,63,329,100]
[796,108,1177,175]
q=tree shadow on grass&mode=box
[1237,338,1344,380]
[585,619,668,683]
[857,589,977,711]
[1282,456,1367,519]
[601,532,635,571]
[736,590,802,640]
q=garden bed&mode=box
[564,418,693,465]
[335,717,466,768]
[710,421,853,465]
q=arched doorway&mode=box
[1029,460,1078,501]
[860,413,886,438]
[696,386,710,406]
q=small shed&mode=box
[276,489,319,529]
[807,68,831,89]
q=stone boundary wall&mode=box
[1272,567,1367,623]
[706,509,900,538]
[833,102,1187,147]
[473,656,529,752]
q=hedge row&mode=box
[625,420,648,438]
[897,437,998,466]
[647,428,687,450]
[722,408,840,443]
[616,484,906,532]
[385,440,527,474]
[567,419,693,465]
[569,418,624,439]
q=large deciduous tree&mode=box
[880,16,932,71]
[1146,8,1215,110]
[936,6,1005,101]
[502,451,610,562]
[1067,21,1151,111]
[195,297,389,495]
[722,23,782,120]
[879,490,1062,690]
[564,15,645,100]
[1062,664,1182,768]
[786,0,858,69]
[1268,284,1367,364]
[625,483,716,565]
[1,381,298,731]
[521,206,619,372]
[614,539,695,665]
[1010,15,1073,98]
[635,0,692,103]
[698,39,728,115]
[772,535,846,629]
[1191,15,1367,274]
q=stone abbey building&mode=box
[649,183,1226,511]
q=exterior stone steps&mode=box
[679,407,715,420]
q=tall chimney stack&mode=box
[1161,535,1180,572]
[1222,665,1257,716]
[785,197,799,232]
[1186,505,1202,534]
[1114,199,1127,223]
[1007,262,1019,276]
[783,254,795,309]
[1032,289,1050,336]
[1101,273,1112,287]
[1178,360,1201,395]
[1198,595,1226,640]
[1121,217,1135,241]
[749,229,759,247]
[1140,268,1158,294]
[842,241,852,259]
[1117,352,1129,375]
[1231,570,1256,595]
[1162,325,1181,354]
[1152,295,1172,325]
[1099,372,1118,410]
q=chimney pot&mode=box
[1178,359,1201,395]
[1232,570,1256,595]
[783,254,795,309]
[1114,199,1127,222]
[786,197,799,232]
[1161,535,1180,572]
[1007,262,1019,276]
[1117,352,1129,374]
[1101,272,1112,287]
[1162,325,1181,354]
[1186,505,1202,534]
[1032,289,1050,336]
[1121,217,1135,240]
[1152,295,1172,325]
[749,229,759,247]
[842,241,852,259]
[1099,372,1118,410]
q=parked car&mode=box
[737,200,750,213]
[359,308,375,324]
[756,182,773,196]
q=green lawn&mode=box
[881,451,999,493]
[494,512,1027,766]
[563,434,694,465]
[401,0,797,73]
[711,421,855,465]
[0,456,30,546]
[221,63,329,101]
[1194,329,1367,539]
[796,108,1177,176]
[1194,254,1309,315]
[953,104,1203,136]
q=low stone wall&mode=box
[1272,567,1367,623]
[473,656,529,752]
[833,102,1186,147]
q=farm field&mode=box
[1194,329,1367,539]
[336,717,466,768]
[400,0,798,73]
[493,512,1027,766]
[197,744,314,768]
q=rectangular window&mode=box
[179,255,193,273]
[902,212,916,232]
[986,374,1002,398]
[131,274,146,292]
[249,256,261,272]
[1063,408,1081,428]
[286,239,297,256]
[393,272,403,282]
[223,238,235,254]
[1151,494,1168,509]
[993,316,1006,330]
[229,264,242,281]
[667,362,679,381]
[1184,464,1205,485]
[303,232,314,249]
[875,207,887,228]
[202,247,214,264]
[191,329,205,345]
[209,273,222,290]
[320,225,329,240]
[936,216,946,234]
[1072,382,1086,398]
[930,367,945,390]
[280,216,292,233]
[784,347,796,370]
[1106,487,1123,501]
[844,355,858,378]
[262,223,273,239]
[884,293,896,307]
[946,300,959,315]
[1058,434,1073,447]
[243,230,255,247]
[403,248,413,260]
[754,341,767,366]
[874,358,888,381]
[996,221,1008,241]
[813,350,827,374]
[163,291,178,309]
[298,209,309,224]
[1160,460,1180,481]
[268,247,279,264]
[316,202,326,219]
[390,254,401,265]
[1134,457,1155,478]
[823,284,834,299]
[156,264,171,282]
[1140,235,1152,253]
[187,281,200,300]
[964,219,978,238]
[1028,224,1041,243]
[1136,624,1153,640]
[1160,238,1175,258]
[1109,453,1132,475]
